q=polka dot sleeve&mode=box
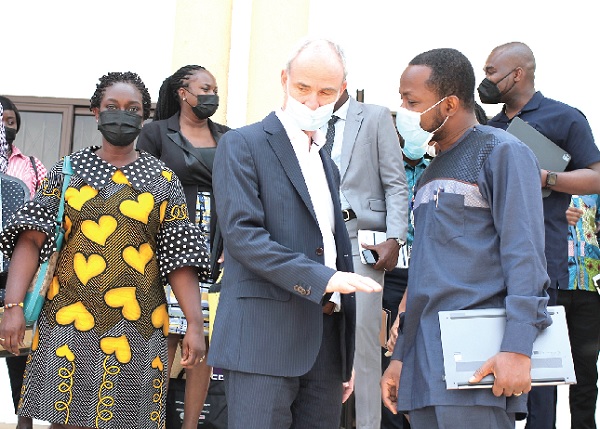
[156,173,210,282]
[0,161,66,262]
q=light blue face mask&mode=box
[396,97,447,160]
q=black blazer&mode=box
[137,113,230,279]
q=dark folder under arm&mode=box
[506,116,571,197]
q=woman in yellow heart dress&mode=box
[0,72,210,429]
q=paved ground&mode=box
[0,360,597,428]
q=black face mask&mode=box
[4,127,17,144]
[477,78,503,104]
[477,69,516,104]
[97,110,143,147]
[187,93,219,120]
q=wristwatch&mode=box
[545,171,558,188]
[388,238,405,246]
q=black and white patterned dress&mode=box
[0,147,209,428]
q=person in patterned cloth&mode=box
[0,71,210,429]
[0,94,48,429]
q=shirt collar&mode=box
[69,146,166,190]
[518,91,543,114]
[500,91,543,119]
[317,97,350,137]
[404,157,429,170]
[8,145,27,161]
[333,97,350,121]
[276,109,326,153]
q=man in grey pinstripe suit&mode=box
[209,38,382,428]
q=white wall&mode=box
[0,0,177,102]
[308,0,600,141]
[1,0,598,140]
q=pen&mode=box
[434,186,444,208]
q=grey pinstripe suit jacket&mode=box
[208,112,355,381]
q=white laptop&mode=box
[439,305,576,389]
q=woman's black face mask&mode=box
[184,88,219,120]
[4,127,17,144]
[97,110,143,146]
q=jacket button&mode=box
[316,247,324,256]
[294,285,309,295]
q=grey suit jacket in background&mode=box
[340,97,408,242]
[208,112,356,381]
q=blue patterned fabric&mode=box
[567,194,600,292]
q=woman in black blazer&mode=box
[137,65,229,429]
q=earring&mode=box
[183,97,186,102]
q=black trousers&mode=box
[557,288,600,429]
[7,355,27,412]
[381,268,410,429]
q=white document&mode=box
[357,229,408,268]
[592,273,600,296]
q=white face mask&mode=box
[396,97,447,160]
[284,92,336,131]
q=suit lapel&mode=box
[166,129,212,173]
[264,113,318,222]
[341,97,363,179]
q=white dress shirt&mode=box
[276,109,340,308]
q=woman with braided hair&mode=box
[0,71,209,429]
[137,65,229,429]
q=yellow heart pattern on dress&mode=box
[104,287,141,321]
[56,302,95,331]
[64,215,72,241]
[47,276,60,300]
[56,344,75,362]
[112,170,130,185]
[81,215,117,246]
[151,304,169,336]
[122,243,153,274]
[100,335,131,364]
[65,185,98,211]
[159,200,168,223]
[74,253,106,285]
[152,356,164,372]
[119,193,154,224]
[162,170,172,181]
